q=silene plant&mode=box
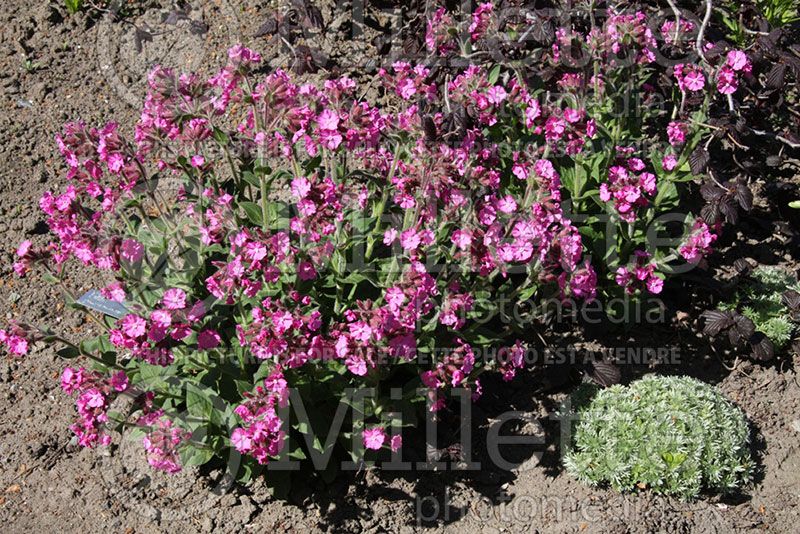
[1,3,749,489]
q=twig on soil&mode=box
[696,0,713,64]
[665,0,683,44]
[712,348,759,381]
[750,128,800,149]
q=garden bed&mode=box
[0,1,799,532]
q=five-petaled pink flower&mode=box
[162,288,187,310]
[362,427,386,450]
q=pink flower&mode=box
[82,388,106,409]
[190,154,205,168]
[120,239,144,263]
[142,417,190,474]
[349,321,373,343]
[150,309,172,328]
[569,261,597,299]
[726,50,748,71]
[107,153,125,173]
[385,286,405,310]
[400,228,421,251]
[683,70,705,91]
[667,121,687,146]
[662,153,678,171]
[397,78,416,100]
[646,276,663,294]
[291,176,311,199]
[615,251,663,294]
[162,288,187,310]
[228,45,261,67]
[171,324,191,341]
[346,355,368,376]
[231,379,285,465]
[639,173,656,195]
[362,427,386,450]
[388,334,416,360]
[110,371,129,392]
[121,315,147,338]
[198,329,221,350]
[496,195,517,213]
[486,86,507,105]
[451,229,472,251]
[101,282,126,303]
[679,219,717,262]
[525,101,541,127]
[16,240,32,257]
[231,427,253,452]
[297,261,317,281]
[187,301,206,322]
[469,2,493,41]
[390,435,402,452]
[317,109,340,130]
[717,66,738,95]
[383,228,398,245]
[6,335,29,356]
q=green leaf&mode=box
[240,202,264,226]
[186,386,214,420]
[212,128,230,146]
[654,181,678,208]
[288,447,307,460]
[57,346,80,359]
[181,445,215,467]
[487,64,501,85]
[303,156,322,174]
[64,0,83,14]
[242,171,261,188]
[789,200,800,209]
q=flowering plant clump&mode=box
[2,2,759,485]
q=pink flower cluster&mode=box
[231,371,287,465]
[675,50,751,96]
[599,148,657,222]
[615,251,664,295]
[141,417,191,474]
[469,3,494,42]
[108,288,208,365]
[12,240,44,277]
[205,228,323,304]
[332,263,436,376]
[660,18,695,47]
[425,7,457,55]
[379,62,435,102]
[236,293,324,367]
[496,341,526,382]
[12,26,742,473]
[61,367,129,447]
[679,219,717,263]
[716,50,751,95]
[667,121,688,147]
[0,322,34,357]
[603,11,657,64]
[421,339,478,411]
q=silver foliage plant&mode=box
[563,375,753,499]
